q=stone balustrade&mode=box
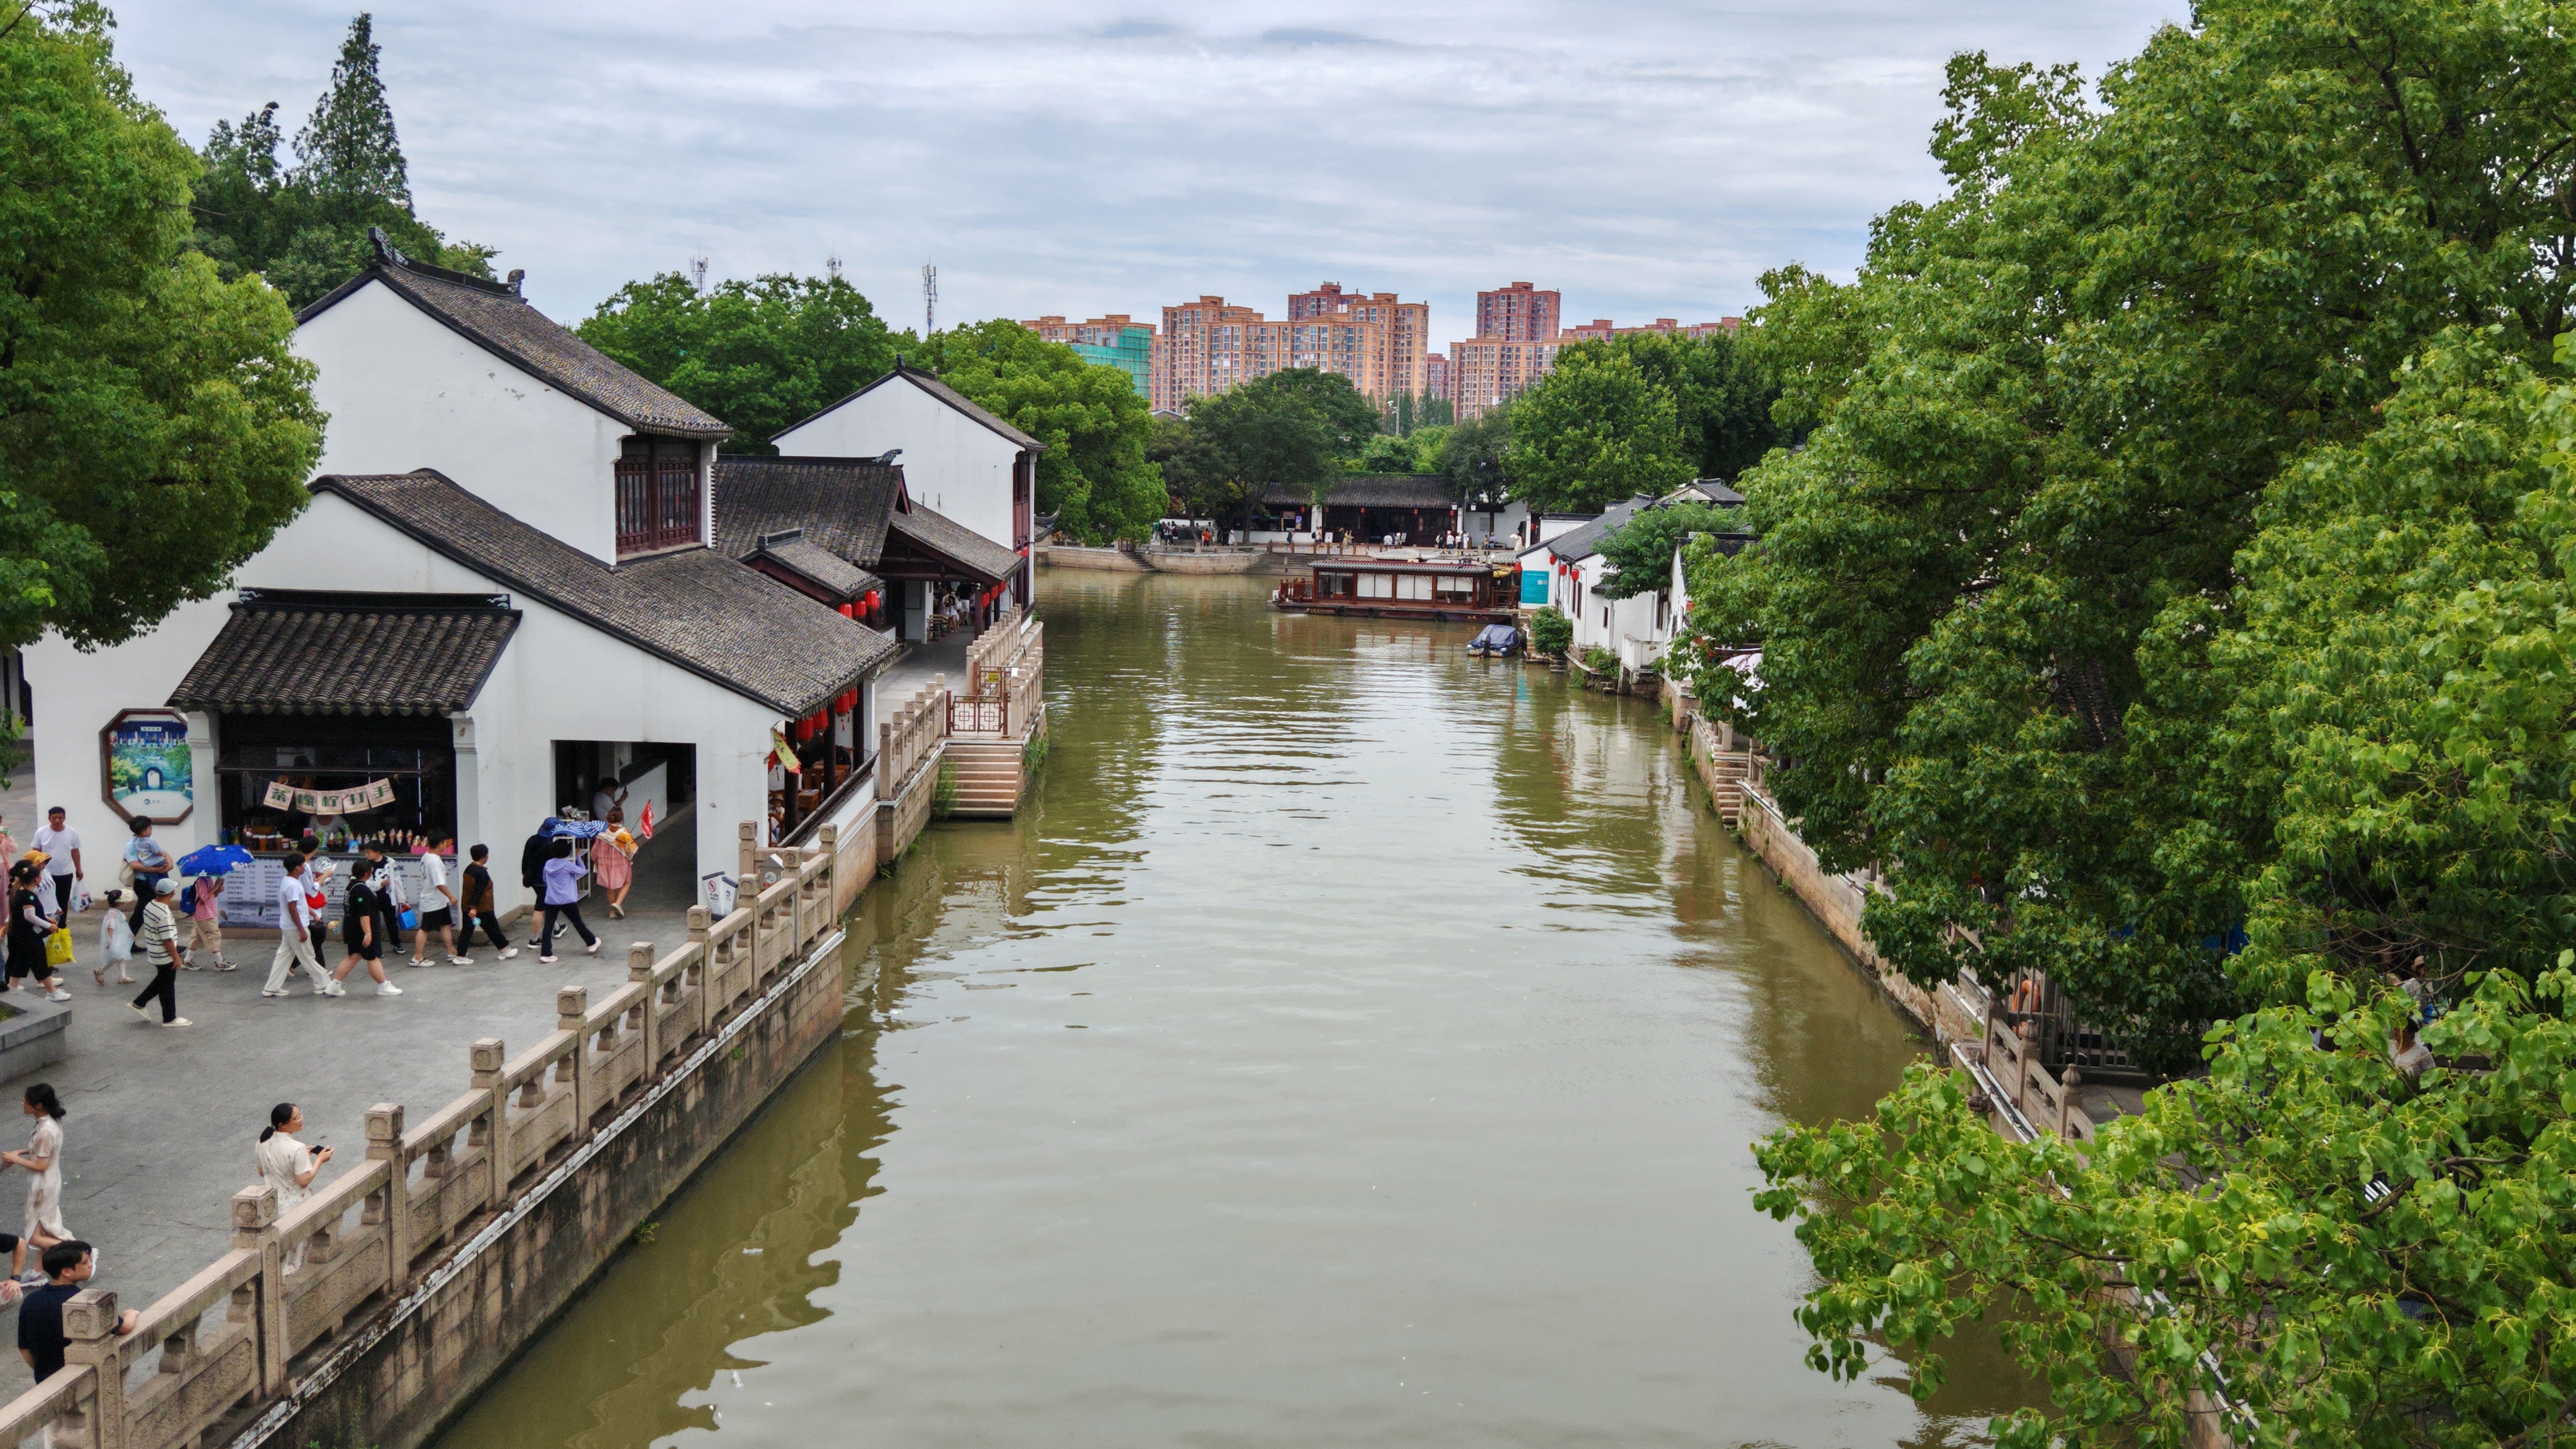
[0,819,865,1449]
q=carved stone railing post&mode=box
[557,986,591,1137]
[629,943,658,1074]
[687,906,711,1041]
[470,1038,508,1197]
[819,823,839,917]
[738,820,757,899]
[366,1104,408,1292]
[235,1184,284,1394]
[60,1290,123,1449]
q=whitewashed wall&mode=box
[773,377,1020,553]
[295,282,674,564]
[26,493,779,919]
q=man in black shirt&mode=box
[519,826,554,949]
[19,1241,136,1382]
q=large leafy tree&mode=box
[1165,368,1377,528]
[1504,345,1694,514]
[577,272,904,452]
[2,3,324,653]
[1762,334,2576,1446]
[1436,404,1512,506]
[1612,330,1784,482]
[1685,2,2576,1066]
[915,319,1162,543]
[188,13,493,306]
[1590,501,1740,599]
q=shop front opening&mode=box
[553,741,698,913]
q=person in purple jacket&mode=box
[536,838,598,964]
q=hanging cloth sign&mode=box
[264,777,396,813]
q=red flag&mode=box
[639,801,656,841]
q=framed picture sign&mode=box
[102,709,193,824]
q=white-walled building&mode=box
[770,364,1038,611]
[25,238,896,923]
[1521,483,1748,686]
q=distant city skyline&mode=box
[104,2,2182,339]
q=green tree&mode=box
[915,319,1162,543]
[578,271,904,452]
[1436,405,1512,506]
[1,2,325,653]
[1504,347,1695,514]
[1590,501,1738,599]
[1684,4,2576,1065]
[1758,960,2576,1449]
[1172,369,1365,528]
[187,13,492,306]
[1608,330,1783,482]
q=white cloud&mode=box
[108,0,2180,340]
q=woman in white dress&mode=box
[255,1104,330,1271]
[1,1084,69,1252]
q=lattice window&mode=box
[616,438,702,556]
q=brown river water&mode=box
[434,570,2036,1449]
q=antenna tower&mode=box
[922,262,938,335]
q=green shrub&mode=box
[1582,645,1618,675]
[1528,606,1572,657]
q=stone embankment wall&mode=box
[1687,726,2240,1449]
[1036,545,1292,575]
[0,804,934,1449]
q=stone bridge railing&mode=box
[0,818,867,1449]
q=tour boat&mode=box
[1272,558,1520,623]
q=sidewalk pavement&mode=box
[0,747,700,1395]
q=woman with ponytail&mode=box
[254,1105,330,1271]
[1,1084,69,1250]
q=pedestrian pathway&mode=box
[0,750,703,1395]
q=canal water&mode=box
[436,570,2036,1449]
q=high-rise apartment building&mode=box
[1475,282,1562,343]
[1558,316,1743,343]
[1421,353,1448,403]
[1289,283,1432,401]
[1446,336,1568,421]
[1022,314,1156,398]
[1155,296,1392,412]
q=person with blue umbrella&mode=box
[175,845,253,974]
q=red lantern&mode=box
[838,603,855,619]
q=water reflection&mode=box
[437,572,2038,1449]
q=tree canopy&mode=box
[1436,404,1512,506]
[1158,368,1379,527]
[1505,331,1780,516]
[577,271,904,452]
[1684,4,2576,1069]
[1,3,324,652]
[1590,501,1738,599]
[1705,1,2576,1440]
[187,13,493,306]
[914,319,1163,543]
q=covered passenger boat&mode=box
[1272,558,1519,623]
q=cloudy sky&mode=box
[109,1,2179,344]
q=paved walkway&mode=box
[0,745,704,1394]
[877,630,970,708]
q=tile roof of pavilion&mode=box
[169,591,520,716]
[313,470,894,715]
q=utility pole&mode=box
[922,262,937,336]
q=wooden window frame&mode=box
[616,438,703,556]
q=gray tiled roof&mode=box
[1669,479,1746,506]
[170,592,519,716]
[301,253,729,438]
[755,536,880,601]
[313,472,894,715]
[1259,475,1452,509]
[886,503,1022,582]
[713,456,903,565]
[779,362,1044,451]
[1534,496,1657,564]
